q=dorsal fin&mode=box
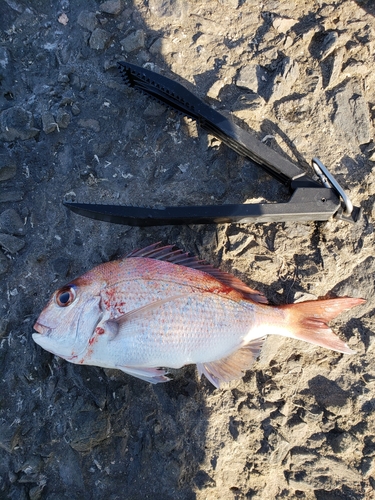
[126,242,268,304]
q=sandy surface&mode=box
[0,0,374,499]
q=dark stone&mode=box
[120,30,145,52]
[0,107,39,141]
[51,257,71,277]
[0,209,25,235]
[67,408,110,452]
[77,11,98,32]
[0,250,9,275]
[0,233,25,253]
[0,164,17,181]
[0,190,24,203]
[42,112,57,134]
[56,109,71,129]
[89,28,111,50]
[99,0,123,15]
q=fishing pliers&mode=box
[64,62,361,226]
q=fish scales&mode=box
[100,294,257,366]
[33,243,365,388]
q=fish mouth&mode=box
[33,322,51,335]
[32,327,76,361]
[32,321,87,362]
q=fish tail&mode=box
[280,297,365,353]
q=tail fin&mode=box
[281,297,365,354]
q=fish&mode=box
[32,243,365,388]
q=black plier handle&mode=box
[118,62,316,189]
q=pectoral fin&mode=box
[111,294,188,326]
[197,338,265,389]
[116,365,171,384]
[104,294,188,340]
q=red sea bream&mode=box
[33,243,365,388]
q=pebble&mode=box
[0,164,17,181]
[29,483,46,500]
[0,317,8,336]
[327,46,345,87]
[206,80,225,99]
[120,30,145,53]
[58,12,69,26]
[149,37,171,57]
[78,119,101,132]
[77,11,98,32]
[42,112,57,134]
[0,251,9,275]
[350,93,372,145]
[272,16,297,33]
[56,109,71,129]
[58,72,70,84]
[89,28,112,50]
[0,190,24,203]
[0,107,39,141]
[71,103,81,116]
[236,64,266,94]
[0,209,25,235]
[310,30,350,61]
[269,57,299,101]
[319,31,339,59]
[52,257,71,277]
[148,0,184,17]
[99,0,123,15]
[0,233,25,254]
[333,81,372,145]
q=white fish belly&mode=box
[106,294,257,369]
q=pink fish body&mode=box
[33,243,365,388]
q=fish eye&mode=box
[55,286,76,307]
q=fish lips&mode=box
[33,322,74,359]
[33,321,51,335]
[32,322,53,351]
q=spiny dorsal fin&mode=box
[197,337,265,388]
[126,242,268,304]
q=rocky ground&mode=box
[0,0,374,499]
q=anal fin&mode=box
[197,338,265,389]
[116,365,171,384]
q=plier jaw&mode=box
[64,62,361,226]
